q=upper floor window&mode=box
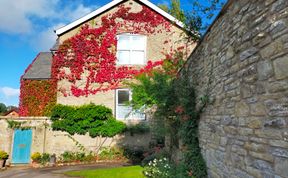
[117,34,146,65]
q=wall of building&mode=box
[56,0,195,114]
[186,0,288,177]
[0,117,151,165]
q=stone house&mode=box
[20,0,193,119]
[1,0,194,165]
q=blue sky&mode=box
[0,0,225,107]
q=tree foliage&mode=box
[158,0,225,35]
[158,0,185,23]
[0,103,7,115]
[128,51,209,177]
[50,104,126,138]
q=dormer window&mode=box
[117,34,146,65]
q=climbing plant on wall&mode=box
[128,51,209,177]
[19,79,57,116]
[52,5,174,97]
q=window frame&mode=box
[115,88,146,120]
[116,34,147,65]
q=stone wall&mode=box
[186,0,288,177]
[0,117,150,165]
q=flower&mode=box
[175,105,185,114]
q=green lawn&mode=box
[66,166,145,178]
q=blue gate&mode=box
[12,129,32,164]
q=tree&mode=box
[0,103,7,115]
[50,104,126,153]
[6,105,18,111]
[158,0,185,23]
[158,0,225,35]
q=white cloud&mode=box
[0,0,96,34]
[0,0,99,50]
[62,4,95,22]
[0,87,20,98]
[31,23,65,51]
[0,0,59,34]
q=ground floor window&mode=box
[115,89,145,120]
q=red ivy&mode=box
[19,3,183,116]
[52,4,172,97]
[19,79,57,116]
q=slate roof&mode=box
[22,52,53,79]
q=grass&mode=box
[65,165,145,178]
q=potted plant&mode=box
[31,152,41,168]
[0,150,9,168]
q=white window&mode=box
[117,34,146,65]
[115,89,145,120]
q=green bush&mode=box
[123,146,146,164]
[143,157,172,178]
[84,152,95,162]
[141,148,169,166]
[40,153,50,165]
[99,147,125,160]
[60,151,76,163]
[0,150,8,159]
[31,152,41,162]
[50,104,126,138]
[126,122,150,136]
[59,151,96,163]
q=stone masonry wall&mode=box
[186,0,288,177]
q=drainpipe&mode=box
[43,119,47,153]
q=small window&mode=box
[117,34,146,65]
[115,89,145,120]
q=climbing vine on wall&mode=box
[129,51,209,177]
[52,5,172,97]
[19,79,57,116]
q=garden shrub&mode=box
[58,151,96,163]
[129,51,209,177]
[40,153,50,165]
[143,158,172,178]
[141,147,169,166]
[31,152,41,162]
[50,104,126,138]
[126,122,150,136]
[123,146,146,164]
[31,152,51,165]
[60,151,77,163]
[98,147,125,160]
[0,150,8,159]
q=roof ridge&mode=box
[55,0,185,36]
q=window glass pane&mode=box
[117,50,130,64]
[118,90,129,105]
[131,51,145,64]
[117,105,132,119]
[117,35,130,50]
[131,36,145,50]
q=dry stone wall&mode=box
[186,0,288,177]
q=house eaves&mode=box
[55,0,185,36]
